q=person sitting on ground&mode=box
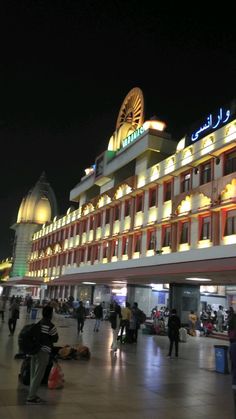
[203,319,213,336]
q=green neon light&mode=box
[121,126,145,149]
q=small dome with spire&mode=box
[17,173,57,224]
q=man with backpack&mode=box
[26,305,58,405]
[130,302,146,343]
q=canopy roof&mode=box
[1,277,45,287]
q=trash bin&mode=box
[214,345,229,374]
[31,308,38,320]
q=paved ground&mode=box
[0,306,235,419]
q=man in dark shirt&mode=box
[76,301,86,334]
[26,305,58,405]
[94,303,103,332]
[167,308,181,358]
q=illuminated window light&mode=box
[176,137,186,152]
[185,277,212,282]
[150,283,164,291]
[225,124,236,143]
[82,282,96,285]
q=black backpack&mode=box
[137,309,147,324]
[18,322,42,355]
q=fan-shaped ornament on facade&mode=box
[108,87,144,152]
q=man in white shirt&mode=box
[217,305,224,332]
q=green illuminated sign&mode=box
[122,126,145,149]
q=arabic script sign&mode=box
[191,108,231,142]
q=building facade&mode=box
[25,88,236,319]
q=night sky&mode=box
[0,1,235,259]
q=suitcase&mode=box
[179,327,187,342]
[19,355,53,386]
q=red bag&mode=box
[48,362,64,389]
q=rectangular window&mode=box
[147,230,156,250]
[89,216,94,231]
[122,237,129,255]
[68,252,73,265]
[105,209,110,224]
[164,181,172,202]
[134,234,141,252]
[136,194,143,212]
[103,242,109,258]
[82,220,87,233]
[96,213,101,228]
[162,225,171,247]
[149,187,158,207]
[112,240,119,257]
[93,245,97,261]
[180,222,189,244]
[87,246,92,261]
[114,204,120,221]
[200,216,211,240]
[181,172,191,193]
[125,199,131,217]
[224,149,236,175]
[200,161,211,185]
[80,248,86,263]
[224,210,236,235]
[76,223,80,235]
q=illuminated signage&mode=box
[122,126,145,149]
[191,108,230,142]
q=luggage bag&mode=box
[179,327,188,342]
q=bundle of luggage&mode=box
[57,344,90,360]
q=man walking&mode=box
[94,303,103,332]
[167,308,181,358]
[8,298,20,336]
[0,296,6,322]
[76,301,86,334]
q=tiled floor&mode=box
[0,307,235,419]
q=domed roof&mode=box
[17,173,57,224]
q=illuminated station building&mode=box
[27,88,236,322]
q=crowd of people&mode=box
[2,292,236,404]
